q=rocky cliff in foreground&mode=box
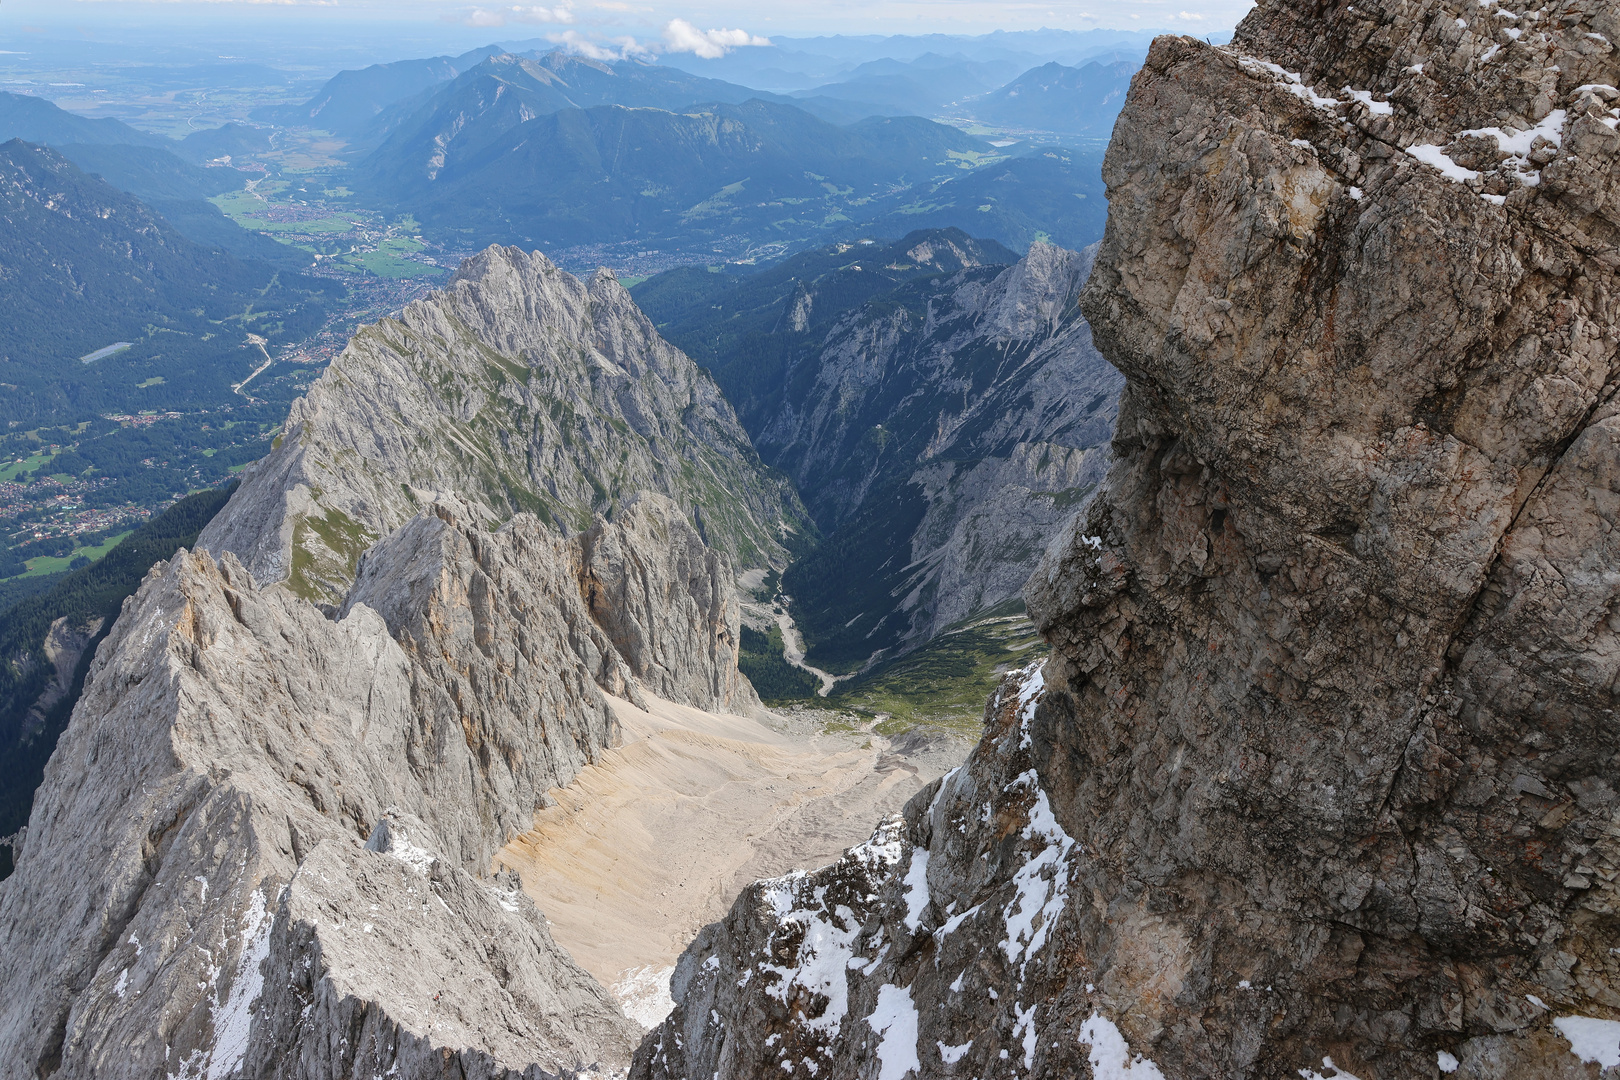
[199,244,802,607]
[638,1,1620,1076]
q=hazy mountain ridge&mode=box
[0,91,169,149]
[789,52,1025,116]
[0,92,310,268]
[251,44,502,135]
[656,27,1163,90]
[356,94,991,255]
[970,58,1137,135]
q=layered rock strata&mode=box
[0,489,752,1077]
[200,244,801,606]
[639,0,1620,1076]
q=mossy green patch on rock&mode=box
[287,505,376,606]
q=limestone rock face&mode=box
[17,614,103,740]
[575,493,758,714]
[0,478,758,1077]
[249,834,633,1080]
[639,1,1620,1076]
[199,245,802,606]
[0,542,640,1079]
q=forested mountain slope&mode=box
[0,140,338,426]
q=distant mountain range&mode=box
[251,44,503,135]
[790,52,1027,117]
[656,27,1165,91]
[262,49,813,150]
[261,39,1150,148]
[350,92,993,254]
[355,52,797,177]
[0,92,170,150]
[970,59,1137,136]
[857,144,1108,253]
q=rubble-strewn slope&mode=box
[769,243,1122,664]
[0,488,753,1078]
[638,1,1620,1077]
[199,244,802,607]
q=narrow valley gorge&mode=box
[0,0,1617,1077]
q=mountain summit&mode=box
[0,242,777,1075]
[199,244,802,606]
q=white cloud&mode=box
[462,3,574,27]
[546,29,654,60]
[1175,10,1207,19]
[661,18,771,59]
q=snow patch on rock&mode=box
[1553,1016,1620,1068]
[1078,1012,1167,1079]
[866,983,920,1080]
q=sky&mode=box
[0,0,1257,56]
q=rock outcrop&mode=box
[574,494,758,713]
[639,1,1620,1077]
[17,614,102,740]
[770,242,1121,664]
[0,543,635,1078]
[199,244,802,607]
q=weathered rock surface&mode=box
[575,494,757,713]
[0,541,634,1078]
[199,244,802,606]
[637,671,1094,1080]
[769,242,1122,661]
[0,480,759,1076]
[639,1,1620,1076]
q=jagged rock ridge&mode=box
[639,0,1620,1077]
[199,244,802,607]
[0,234,771,1080]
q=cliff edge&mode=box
[637,1,1620,1076]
